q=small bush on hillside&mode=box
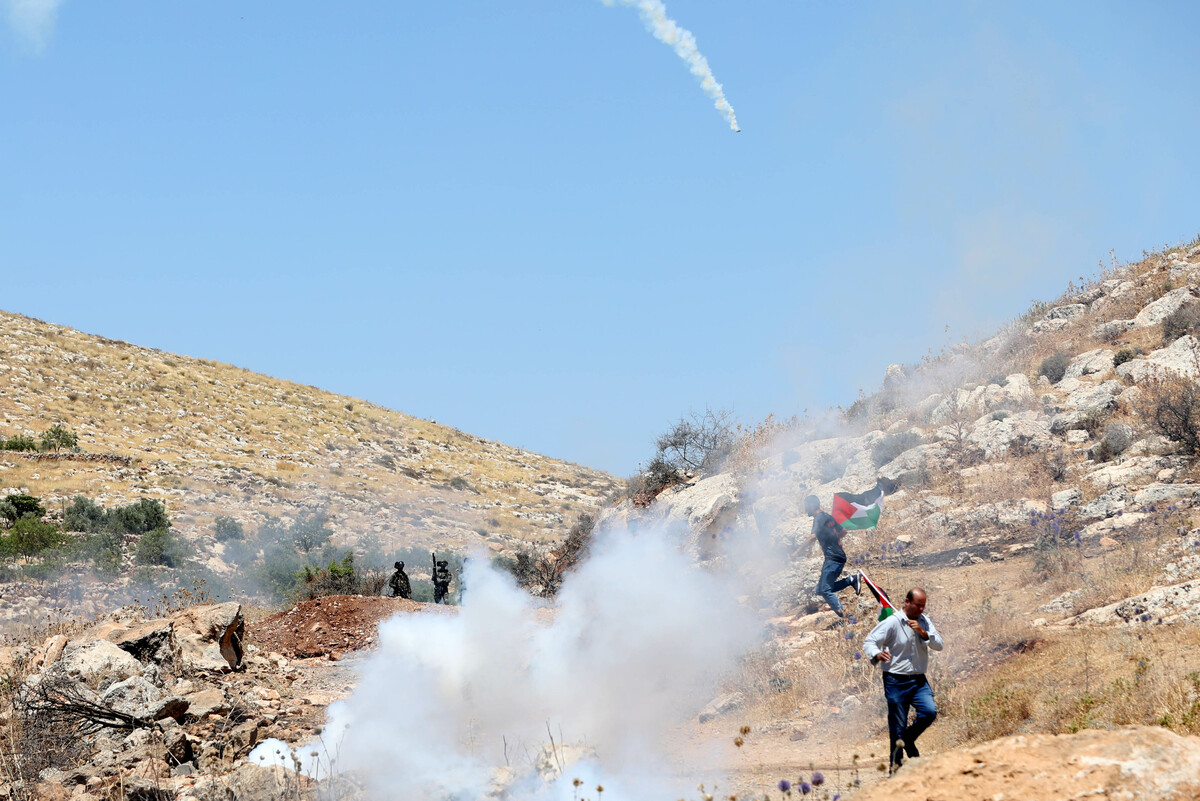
[448,476,471,491]
[85,530,124,576]
[1038,352,1071,384]
[107,498,169,536]
[654,407,735,475]
[134,527,189,568]
[1113,349,1135,368]
[627,457,683,506]
[64,496,105,533]
[2,494,46,523]
[1162,302,1200,345]
[1092,423,1133,463]
[871,431,923,468]
[1040,449,1069,482]
[296,552,385,600]
[0,518,68,560]
[1,434,38,452]
[213,515,244,542]
[39,424,78,453]
[288,513,333,554]
[991,410,1011,421]
[1146,374,1200,456]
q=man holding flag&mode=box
[863,587,944,772]
[800,494,860,618]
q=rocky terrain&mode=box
[6,240,1200,800]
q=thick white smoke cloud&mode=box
[602,0,740,132]
[254,525,763,800]
[4,0,63,51]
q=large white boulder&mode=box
[170,603,245,672]
[50,640,142,691]
[1132,287,1198,328]
[1117,335,1200,382]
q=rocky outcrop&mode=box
[171,603,245,672]
[855,726,1200,801]
[1065,579,1200,626]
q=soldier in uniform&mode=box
[432,556,452,604]
[388,561,411,599]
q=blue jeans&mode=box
[817,560,853,616]
[883,673,938,759]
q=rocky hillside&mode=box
[598,240,1200,794]
[0,310,618,573]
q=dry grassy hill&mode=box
[0,310,619,569]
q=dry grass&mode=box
[0,310,621,554]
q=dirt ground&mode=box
[249,595,453,660]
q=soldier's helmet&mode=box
[437,560,448,568]
[395,561,404,570]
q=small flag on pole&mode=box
[858,569,895,621]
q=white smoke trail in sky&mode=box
[602,0,740,132]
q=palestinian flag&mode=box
[832,479,891,530]
[859,570,896,621]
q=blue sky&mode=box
[3,1,1199,475]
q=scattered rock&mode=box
[698,692,746,723]
[171,603,245,672]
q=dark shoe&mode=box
[905,742,920,759]
[852,572,862,595]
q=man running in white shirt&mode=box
[863,587,944,771]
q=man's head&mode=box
[395,561,404,570]
[437,560,447,568]
[804,495,821,516]
[903,588,927,619]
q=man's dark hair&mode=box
[804,495,820,514]
[395,561,404,570]
[905,588,926,602]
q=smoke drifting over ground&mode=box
[603,0,740,132]
[255,525,763,799]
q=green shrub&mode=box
[134,527,189,568]
[39,424,78,453]
[296,552,376,600]
[213,515,244,542]
[1,434,38,452]
[86,530,124,576]
[991,410,1012,421]
[871,431,923,467]
[289,513,332,554]
[1162,302,1200,345]
[106,498,169,536]
[448,476,470,491]
[64,496,106,533]
[2,494,45,522]
[0,517,68,559]
[1038,352,1071,384]
[1113,349,1135,368]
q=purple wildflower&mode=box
[811,772,824,787]
[1138,634,1143,640]
[848,615,858,624]
[778,780,791,793]
[833,796,841,801]
[1140,613,1152,622]
[853,651,862,660]
[1157,617,1163,624]
[800,782,812,795]
[844,632,853,640]
[1073,531,1082,545]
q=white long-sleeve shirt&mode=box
[863,612,943,675]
